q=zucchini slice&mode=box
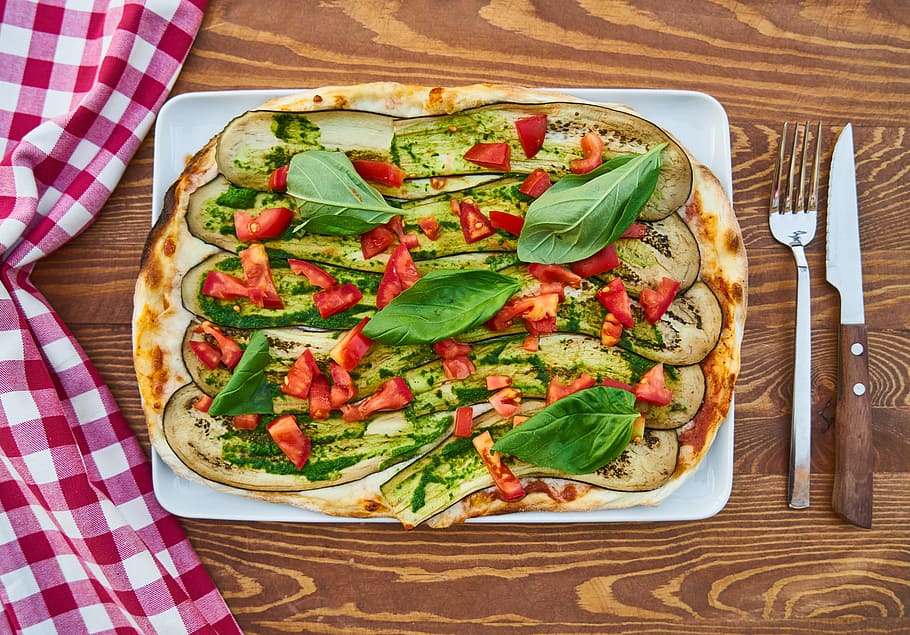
[216,109,395,189]
[380,406,678,528]
[163,384,453,492]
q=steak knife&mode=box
[826,123,874,528]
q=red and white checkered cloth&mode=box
[0,1,241,632]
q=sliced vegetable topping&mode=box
[196,321,243,370]
[352,159,406,187]
[514,114,547,159]
[640,277,680,323]
[472,431,526,502]
[518,168,551,198]
[280,348,319,399]
[313,282,364,319]
[463,142,511,171]
[207,330,273,416]
[488,210,525,236]
[632,363,673,406]
[240,243,283,309]
[341,376,414,422]
[376,244,420,309]
[489,387,522,418]
[360,224,396,259]
[202,270,248,301]
[453,406,474,438]
[569,131,605,174]
[266,414,311,469]
[234,207,293,242]
[329,317,373,370]
[268,164,289,191]
[569,243,620,278]
[189,340,222,370]
[288,259,337,289]
[458,200,495,244]
[596,278,633,328]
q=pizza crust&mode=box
[132,83,746,526]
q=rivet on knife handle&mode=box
[832,323,874,527]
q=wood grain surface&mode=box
[31,1,910,633]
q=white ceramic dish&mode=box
[150,87,735,523]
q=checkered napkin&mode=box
[0,2,241,632]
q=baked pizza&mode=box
[133,83,747,528]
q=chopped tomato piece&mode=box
[620,222,648,239]
[352,159,406,187]
[268,165,289,191]
[360,225,396,259]
[234,207,293,242]
[472,431,526,502]
[329,361,356,409]
[453,406,474,438]
[463,142,511,171]
[546,373,596,405]
[600,376,634,392]
[488,210,525,236]
[489,387,522,418]
[569,243,620,278]
[313,282,363,319]
[280,348,319,399]
[417,215,441,240]
[569,131,604,174]
[596,278,634,328]
[601,312,623,347]
[528,263,582,288]
[536,281,566,300]
[485,375,512,390]
[522,333,539,352]
[442,356,476,380]
[434,338,472,359]
[196,321,243,369]
[458,200,495,244]
[189,340,221,370]
[376,244,421,309]
[525,316,556,335]
[512,415,530,427]
[518,168,551,198]
[514,114,547,159]
[266,414,311,469]
[308,373,332,420]
[631,414,646,443]
[386,215,419,247]
[487,293,560,331]
[341,377,414,422]
[330,317,373,370]
[201,270,248,301]
[640,277,680,324]
[288,259,337,289]
[633,363,673,406]
[193,394,214,413]
[232,414,261,430]
[240,243,283,309]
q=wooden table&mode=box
[33,2,910,633]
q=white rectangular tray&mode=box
[151,87,734,523]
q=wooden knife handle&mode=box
[831,323,874,528]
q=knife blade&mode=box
[826,123,874,528]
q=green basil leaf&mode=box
[516,144,666,264]
[362,269,521,345]
[287,150,398,235]
[492,386,639,474]
[208,330,274,416]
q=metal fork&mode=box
[769,121,822,510]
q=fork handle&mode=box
[789,249,812,509]
[832,323,874,527]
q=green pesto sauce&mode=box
[216,185,259,209]
[271,113,322,145]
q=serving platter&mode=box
[149,87,735,523]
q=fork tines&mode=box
[771,121,822,216]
